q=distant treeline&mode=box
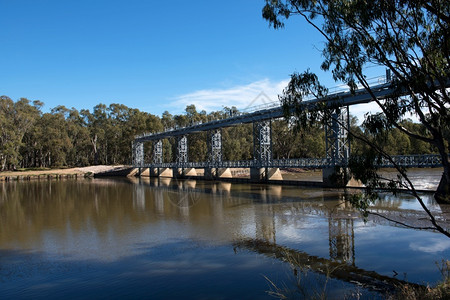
[0,96,441,171]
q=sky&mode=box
[0,0,383,121]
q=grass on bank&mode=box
[389,260,450,300]
[265,251,450,300]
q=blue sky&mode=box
[1,0,381,119]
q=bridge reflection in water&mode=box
[131,176,447,292]
[1,177,448,297]
[132,177,356,256]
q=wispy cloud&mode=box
[410,238,450,253]
[349,101,419,125]
[167,79,289,114]
[167,79,417,126]
[349,102,382,124]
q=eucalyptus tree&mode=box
[32,111,71,167]
[263,0,449,236]
[65,107,91,166]
[0,97,41,170]
[161,111,175,130]
[272,118,325,159]
[222,124,253,161]
[82,104,109,165]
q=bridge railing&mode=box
[379,154,444,168]
[135,154,445,170]
[239,75,389,114]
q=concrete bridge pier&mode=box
[138,168,150,177]
[250,167,283,182]
[268,168,283,181]
[205,168,232,179]
[172,167,197,178]
[150,167,172,177]
[159,168,173,177]
[172,168,183,178]
[150,168,159,177]
[204,168,216,179]
[184,168,197,176]
[322,167,351,187]
[250,167,266,182]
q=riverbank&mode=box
[0,165,130,181]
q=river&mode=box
[0,171,449,299]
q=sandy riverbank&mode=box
[0,165,130,180]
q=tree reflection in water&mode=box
[0,177,448,298]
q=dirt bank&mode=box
[0,165,130,180]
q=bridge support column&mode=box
[184,168,197,176]
[150,168,159,177]
[132,141,144,176]
[205,168,232,179]
[172,167,183,178]
[250,120,281,182]
[153,140,163,163]
[172,168,197,178]
[250,167,282,181]
[173,135,188,178]
[173,168,196,178]
[323,107,351,187]
[204,129,232,179]
[204,167,215,179]
[250,168,267,181]
[149,165,158,177]
[139,168,150,176]
[149,140,163,177]
[150,167,173,177]
[158,168,173,177]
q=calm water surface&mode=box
[0,174,449,299]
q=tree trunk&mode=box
[434,138,450,204]
[91,134,98,165]
[435,161,450,204]
[1,156,6,171]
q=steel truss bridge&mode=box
[132,75,448,184]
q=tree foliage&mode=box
[0,96,438,171]
[263,0,450,236]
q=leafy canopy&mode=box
[263,0,450,236]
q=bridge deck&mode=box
[135,80,395,142]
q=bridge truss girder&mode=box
[153,140,163,164]
[253,120,272,166]
[328,217,355,265]
[208,129,222,165]
[132,141,144,167]
[176,135,188,164]
[325,107,350,166]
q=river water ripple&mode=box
[0,171,449,299]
